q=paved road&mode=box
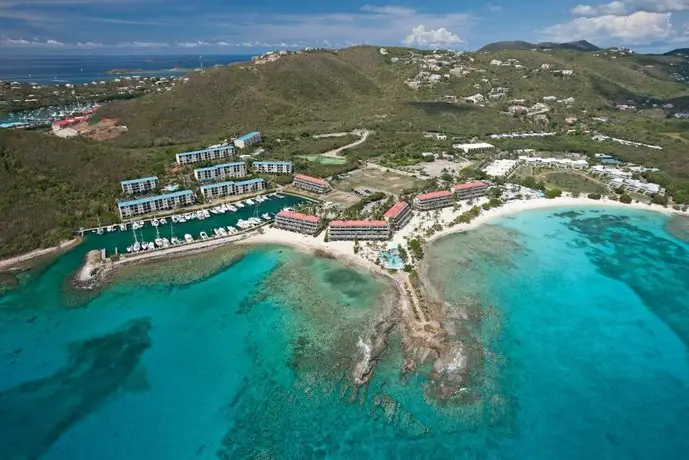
[321,129,371,158]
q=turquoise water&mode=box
[1,206,689,459]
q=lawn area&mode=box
[297,154,347,165]
[540,171,609,195]
[332,166,421,195]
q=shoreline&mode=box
[0,238,81,272]
[405,195,684,246]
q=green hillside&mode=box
[0,130,169,257]
[2,45,689,258]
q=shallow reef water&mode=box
[1,206,688,459]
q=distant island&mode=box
[106,67,192,75]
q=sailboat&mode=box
[96,215,104,235]
[154,224,163,248]
[128,225,140,253]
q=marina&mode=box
[79,194,304,258]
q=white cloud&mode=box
[402,25,463,47]
[203,6,475,49]
[487,3,503,13]
[127,41,169,48]
[572,0,689,16]
[544,11,673,44]
[572,1,627,16]
[0,37,65,47]
[176,41,210,48]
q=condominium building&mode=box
[275,210,321,235]
[234,131,262,149]
[328,220,391,241]
[292,174,330,194]
[413,190,454,211]
[199,178,265,200]
[118,190,195,219]
[175,144,234,165]
[120,176,158,194]
[193,162,247,182]
[451,181,489,201]
[384,201,412,230]
[253,161,293,174]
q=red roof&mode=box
[384,201,410,218]
[415,190,453,201]
[276,210,320,223]
[452,181,488,191]
[329,220,389,228]
[294,174,328,186]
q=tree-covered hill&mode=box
[0,130,161,257]
[2,45,689,258]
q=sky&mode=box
[0,0,687,54]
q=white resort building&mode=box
[452,142,495,154]
[384,201,412,230]
[518,156,588,169]
[118,190,195,219]
[253,161,293,174]
[275,210,321,235]
[175,144,234,165]
[292,174,331,194]
[200,178,265,200]
[328,220,391,241]
[193,162,247,182]
[484,159,519,178]
[413,190,454,211]
[452,181,489,201]
[234,131,262,149]
[120,176,158,194]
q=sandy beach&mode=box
[0,238,81,271]
[392,195,684,246]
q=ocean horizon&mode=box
[0,54,253,85]
[1,205,688,458]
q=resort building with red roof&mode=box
[451,181,489,201]
[275,210,322,235]
[384,201,412,229]
[328,220,391,241]
[292,174,331,194]
[413,190,454,211]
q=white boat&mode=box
[119,223,127,231]
[235,202,245,208]
[132,222,140,230]
[262,213,272,221]
[200,231,209,240]
[106,225,115,232]
[227,226,237,234]
[155,238,164,247]
[138,220,145,228]
[184,233,194,243]
[160,218,167,225]
[245,199,255,205]
[132,242,141,252]
[198,212,206,221]
[213,228,220,237]
[171,237,181,245]
[211,208,219,215]
[227,205,237,212]
[184,213,193,220]
[203,210,210,218]
[218,228,228,237]
[151,219,159,227]
[162,238,170,247]
[178,216,187,223]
